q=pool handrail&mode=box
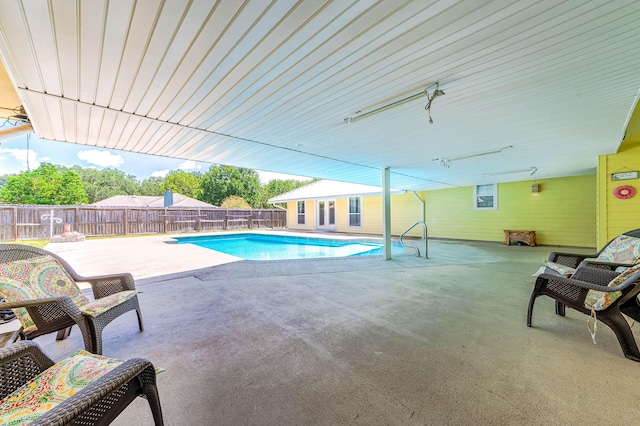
[400,221,428,259]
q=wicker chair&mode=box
[527,265,640,361]
[0,340,163,425]
[0,244,143,355]
[546,228,640,271]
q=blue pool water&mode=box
[173,233,406,261]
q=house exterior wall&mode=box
[283,174,597,247]
[425,175,596,247]
[597,141,640,248]
[335,193,424,237]
[287,201,316,231]
[286,192,424,237]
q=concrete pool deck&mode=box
[46,231,430,280]
[5,232,640,425]
[43,231,417,281]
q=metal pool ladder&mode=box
[400,221,428,259]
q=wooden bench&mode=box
[503,230,536,247]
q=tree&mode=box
[139,176,165,196]
[0,163,88,204]
[73,167,140,204]
[199,165,260,207]
[254,178,317,208]
[164,170,202,199]
[220,195,251,208]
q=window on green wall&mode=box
[474,184,497,210]
[297,201,305,224]
[348,197,361,227]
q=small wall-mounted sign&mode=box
[611,171,639,181]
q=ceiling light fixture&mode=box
[433,145,514,168]
[425,82,445,124]
[485,166,538,177]
[344,82,444,125]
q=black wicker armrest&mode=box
[572,265,620,285]
[0,341,55,399]
[50,253,136,298]
[580,259,635,270]
[547,251,594,268]
[75,272,137,299]
[537,272,640,293]
[0,296,85,322]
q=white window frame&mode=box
[474,184,497,210]
[348,197,362,227]
[297,201,305,225]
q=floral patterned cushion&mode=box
[544,261,576,276]
[0,349,123,424]
[595,235,640,264]
[80,290,138,317]
[584,263,640,311]
[0,256,89,333]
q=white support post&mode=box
[382,167,392,260]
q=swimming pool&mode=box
[173,233,406,261]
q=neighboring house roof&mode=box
[268,180,406,203]
[91,194,216,208]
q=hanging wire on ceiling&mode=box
[433,145,514,168]
[484,166,538,177]
[424,83,445,124]
[0,105,30,127]
[26,132,31,171]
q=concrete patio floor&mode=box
[9,233,640,425]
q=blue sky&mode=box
[0,122,311,184]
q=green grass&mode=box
[0,240,50,248]
[1,233,174,249]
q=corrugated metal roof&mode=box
[269,180,405,203]
[1,1,639,190]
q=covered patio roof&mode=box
[0,1,639,190]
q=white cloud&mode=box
[0,148,41,171]
[150,169,171,178]
[77,150,124,168]
[257,170,312,184]
[178,160,202,171]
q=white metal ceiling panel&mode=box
[118,0,185,113]
[94,0,138,107]
[166,1,288,126]
[20,1,61,96]
[51,1,80,101]
[78,1,106,104]
[107,0,163,111]
[146,0,246,121]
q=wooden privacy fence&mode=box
[0,205,288,241]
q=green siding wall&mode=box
[426,175,596,247]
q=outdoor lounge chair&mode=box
[544,228,640,275]
[0,244,143,355]
[527,263,640,361]
[0,340,163,425]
